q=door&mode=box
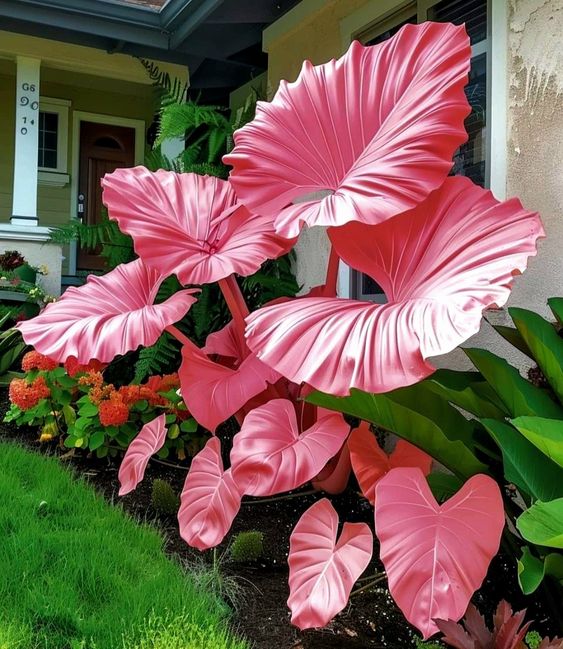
[77,121,135,271]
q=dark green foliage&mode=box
[138,58,188,106]
[151,479,179,516]
[229,531,264,564]
[134,332,180,383]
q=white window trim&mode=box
[38,96,70,178]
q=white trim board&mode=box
[68,111,145,275]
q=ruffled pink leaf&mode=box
[224,22,471,237]
[118,414,167,496]
[375,468,505,639]
[17,259,197,363]
[179,343,280,433]
[246,177,544,395]
[102,167,292,285]
[349,422,432,505]
[178,437,242,551]
[230,399,349,496]
[311,444,352,495]
[203,320,240,359]
[287,498,373,629]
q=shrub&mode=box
[151,479,179,515]
[229,531,264,564]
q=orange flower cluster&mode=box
[145,373,180,393]
[64,357,105,377]
[9,376,50,410]
[117,384,166,407]
[21,351,58,372]
[98,397,130,427]
[78,371,104,389]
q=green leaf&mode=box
[518,546,563,594]
[74,417,91,431]
[465,348,563,418]
[307,387,487,479]
[548,297,563,325]
[425,369,508,418]
[96,445,109,459]
[88,430,105,451]
[511,416,563,468]
[78,402,98,417]
[510,307,563,403]
[481,419,563,501]
[62,405,76,427]
[426,472,463,502]
[167,423,180,439]
[492,325,534,359]
[517,498,563,548]
[179,418,198,433]
[64,435,78,448]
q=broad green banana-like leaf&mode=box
[548,297,563,325]
[518,546,563,594]
[426,369,508,418]
[307,387,487,480]
[510,307,563,404]
[481,419,563,502]
[465,348,563,419]
[517,498,563,549]
[511,416,563,469]
[491,325,534,360]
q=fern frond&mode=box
[134,332,180,383]
[156,102,229,145]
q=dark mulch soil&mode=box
[1,391,560,649]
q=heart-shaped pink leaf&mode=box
[179,343,280,433]
[230,399,349,496]
[349,422,432,505]
[311,444,352,495]
[178,437,242,551]
[287,498,373,629]
[118,414,167,496]
[224,22,470,237]
[102,167,292,285]
[17,259,197,363]
[375,468,505,638]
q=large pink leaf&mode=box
[178,437,242,551]
[230,399,349,496]
[374,468,505,639]
[17,259,197,363]
[246,178,543,395]
[349,422,432,505]
[311,444,352,495]
[287,498,373,629]
[179,343,280,433]
[101,167,291,285]
[118,414,167,496]
[224,22,470,237]
[203,320,240,359]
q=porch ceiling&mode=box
[0,0,301,103]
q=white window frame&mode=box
[38,97,70,183]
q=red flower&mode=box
[21,351,58,372]
[99,397,130,427]
[77,371,104,389]
[9,376,50,410]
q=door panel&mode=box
[77,122,136,271]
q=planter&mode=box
[0,290,40,319]
[12,264,37,284]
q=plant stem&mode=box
[166,325,200,353]
[324,246,340,297]
[218,276,250,354]
[350,574,387,597]
[241,490,317,505]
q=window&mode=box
[38,97,70,176]
[349,0,488,301]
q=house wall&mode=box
[262,0,563,369]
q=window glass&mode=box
[38,111,59,169]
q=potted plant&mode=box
[0,250,37,283]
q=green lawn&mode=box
[0,442,247,649]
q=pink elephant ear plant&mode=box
[17,21,544,639]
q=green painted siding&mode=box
[0,71,15,222]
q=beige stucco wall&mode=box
[264,0,562,369]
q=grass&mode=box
[0,442,248,649]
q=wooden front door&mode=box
[77,121,136,271]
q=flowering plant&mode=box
[16,23,544,638]
[5,351,200,460]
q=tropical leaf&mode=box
[375,468,504,638]
[518,546,563,594]
[511,416,563,468]
[517,498,563,549]
[230,399,349,496]
[287,499,373,629]
[133,331,180,383]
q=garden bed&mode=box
[1,389,557,649]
